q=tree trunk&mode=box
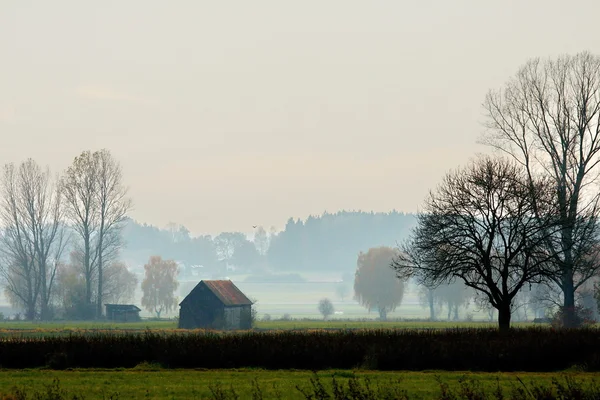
[562,272,576,327]
[84,229,92,310]
[560,212,577,328]
[428,289,435,321]
[39,260,48,320]
[25,302,36,321]
[97,244,103,319]
[453,305,459,321]
[497,303,511,332]
[379,308,387,321]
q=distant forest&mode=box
[120,211,417,277]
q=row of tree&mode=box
[394,51,600,330]
[0,150,133,320]
[120,211,417,278]
[335,245,597,323]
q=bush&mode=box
[261,314,271,322]
[551,305,595,328]
[1,327,600,371]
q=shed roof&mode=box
[181,280,253,306]
[105,304,141,312]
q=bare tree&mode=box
[435,282,472,321]
[253,226,270,256]
[62,149,131,319]
[335,282,350,302]
[214,232,246,265]
[62,151,98,316]
[102,262,138,304]
[394,156,559,331]
[417,284,439,321]
[0,160,66,320]
[94,149,132,318]
[482,51,600,327]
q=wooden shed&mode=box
[178,280,253,330]
[105,304,141,322]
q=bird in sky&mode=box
[252,225,257,229]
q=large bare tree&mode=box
[0,159,66,320]
[62,149,131,319]
[482,51,600,326]
[62,151,98,317]
[394,156,559,330]
[94,149,132,318]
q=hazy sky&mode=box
[2,1,600,236]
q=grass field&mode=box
[0,319,543,332]
[1,368,598,399]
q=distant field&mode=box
[0,319,175,331]
[0,369,597,399]
[0,278,526,322]
[255,320,540,330]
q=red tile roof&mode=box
[202,280,253,306]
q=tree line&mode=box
[0,149,133,320]
[121,211,417,278]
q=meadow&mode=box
[1,369,599,399]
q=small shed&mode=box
[105,304,141,322]
[178,280,253,330]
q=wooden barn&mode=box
[178,280,253,330]
[105,304,141,322]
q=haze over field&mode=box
[2,1,600,235]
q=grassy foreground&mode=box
[0,369,598,400]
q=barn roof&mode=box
[105,304,141,312]
[182,280,253,306]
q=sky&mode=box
[1,1,600,236]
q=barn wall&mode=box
[178,283,224,329]
[178,281,253,330]
[223,305,252,329]
[240,305,252,329]
[224,307,240,329]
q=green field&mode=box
[0,319,543,333]
[0,369,597,399]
